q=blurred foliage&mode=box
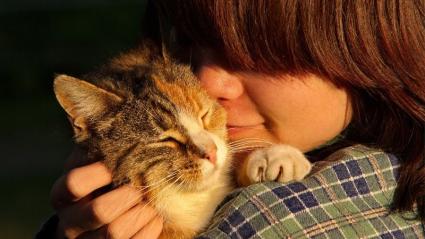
[0,1,147,238]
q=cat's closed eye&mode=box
[158,129,187,148]
[199,108,213,128]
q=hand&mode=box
[50,147,164,238]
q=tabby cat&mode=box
[53,44,311,239]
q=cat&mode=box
[53,43,312,239]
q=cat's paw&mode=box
[244,145,312,185]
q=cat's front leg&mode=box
[237,145,312,187]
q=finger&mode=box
[132,216,164,239]
[59,185,143,237]
[108,203,158,238]
[78,203,158,239]
[50,162,112,209]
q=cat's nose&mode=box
[203,146,217,165]
[191,131,218,165]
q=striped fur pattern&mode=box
[53,44,233,239]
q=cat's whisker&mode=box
[134,175,175,193]
[229,138,274,145]
[134,172,177,190]
[228,143,270,148]
[138,103,164,123]
[229,137,272,142]
[141,174,183,211]
[228,140,274,151]
[171,176,185,195]
[112,178,172,212]
[229,142,273,148]
[158,175,188,216]
[229,140,265,144]
[228,125,276,132]
[229,146,266,151]
[228,141,273,149]
[229,140,272,144]
[229,145,269,150]
[133,177,177,202]
[229,141,265,145]
[229,142,272,149]
[229,147,266,153]
[229,143,269,148]
[145,173,182,199]
[230,137,273,142]
[135,172,178,197]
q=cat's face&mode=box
[97,77,229,193]
[54,61,229,195]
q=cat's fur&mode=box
[54,43,311,239]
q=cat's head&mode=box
[53,56,229,194]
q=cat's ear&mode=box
[53,74,123,138]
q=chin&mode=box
[194,166,221,191]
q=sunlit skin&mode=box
[196,50,353,154]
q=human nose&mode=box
[196,64,244,101]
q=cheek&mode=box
[244,76,352,151]
[244,80,300,124]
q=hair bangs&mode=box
[160,0,316,75]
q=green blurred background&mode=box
[0,0,147,238]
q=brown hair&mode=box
[151,0,425,220]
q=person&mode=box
[37,0,425,238]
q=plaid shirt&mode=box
[197,145,425,239]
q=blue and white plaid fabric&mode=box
[197,145,425,238]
